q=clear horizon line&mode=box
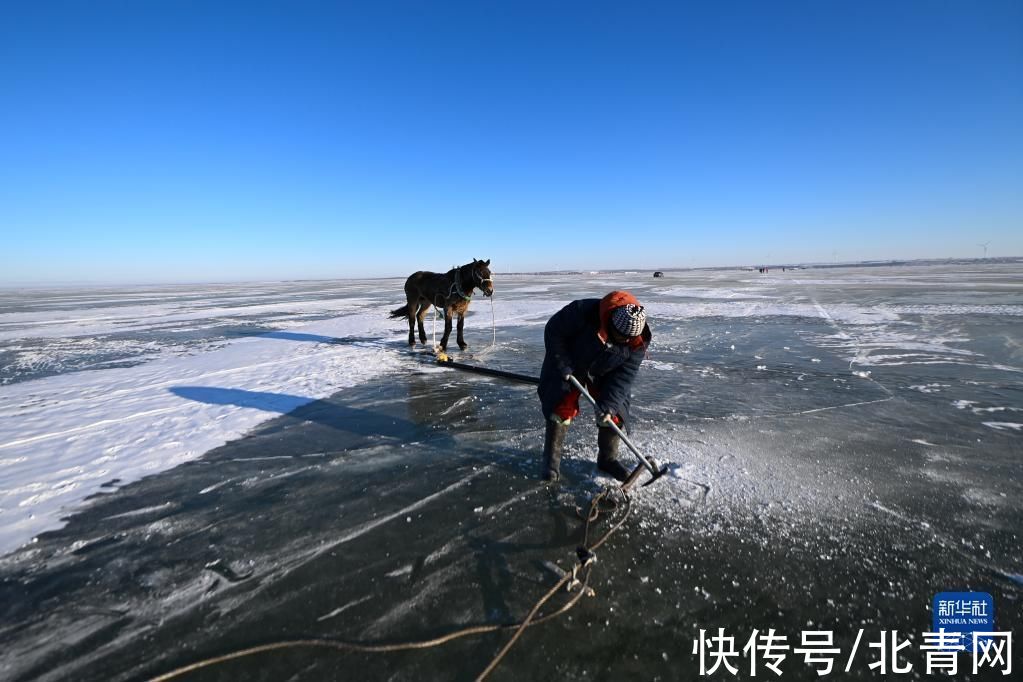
[1,256,1020,289]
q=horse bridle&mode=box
[448,264,492,302]
[472,265,493,290]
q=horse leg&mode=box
[440,309,453,351]
[456,312,467,350]
[416,301,429,344]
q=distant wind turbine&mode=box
[978,241,990,258]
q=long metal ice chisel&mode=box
[566,375,668,482]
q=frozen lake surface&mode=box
[1,264,1020,680]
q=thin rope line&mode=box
[145,488,632,682]
[489,295,497,348]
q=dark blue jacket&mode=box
[538,298,650,425]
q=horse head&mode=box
[469,258,494,297]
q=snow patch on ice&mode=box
[0,296,382,342]
[807,325,982,370]
[908,384,949,394]
[969,406,1022,415]
[0,310,406,554]
[103,502,177,520]
[503,285,552,294]
[891,304,1023,316]
[316,595,374,622]
[982,422,1023,432]
[386,564,414,577]
[651,300,899,325]
[659,287,775,300]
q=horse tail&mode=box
[389,304,410,319]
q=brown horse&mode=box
[390,258,494,351]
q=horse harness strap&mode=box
[451,268,473,302]
[418,262,492,311]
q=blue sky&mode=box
[2,1,1020,283]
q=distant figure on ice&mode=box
[537,291,651,482]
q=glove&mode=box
[596,412,615,427]
[560,367,574,392]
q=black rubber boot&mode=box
[542,419,567,482]
[597,426,630,482]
